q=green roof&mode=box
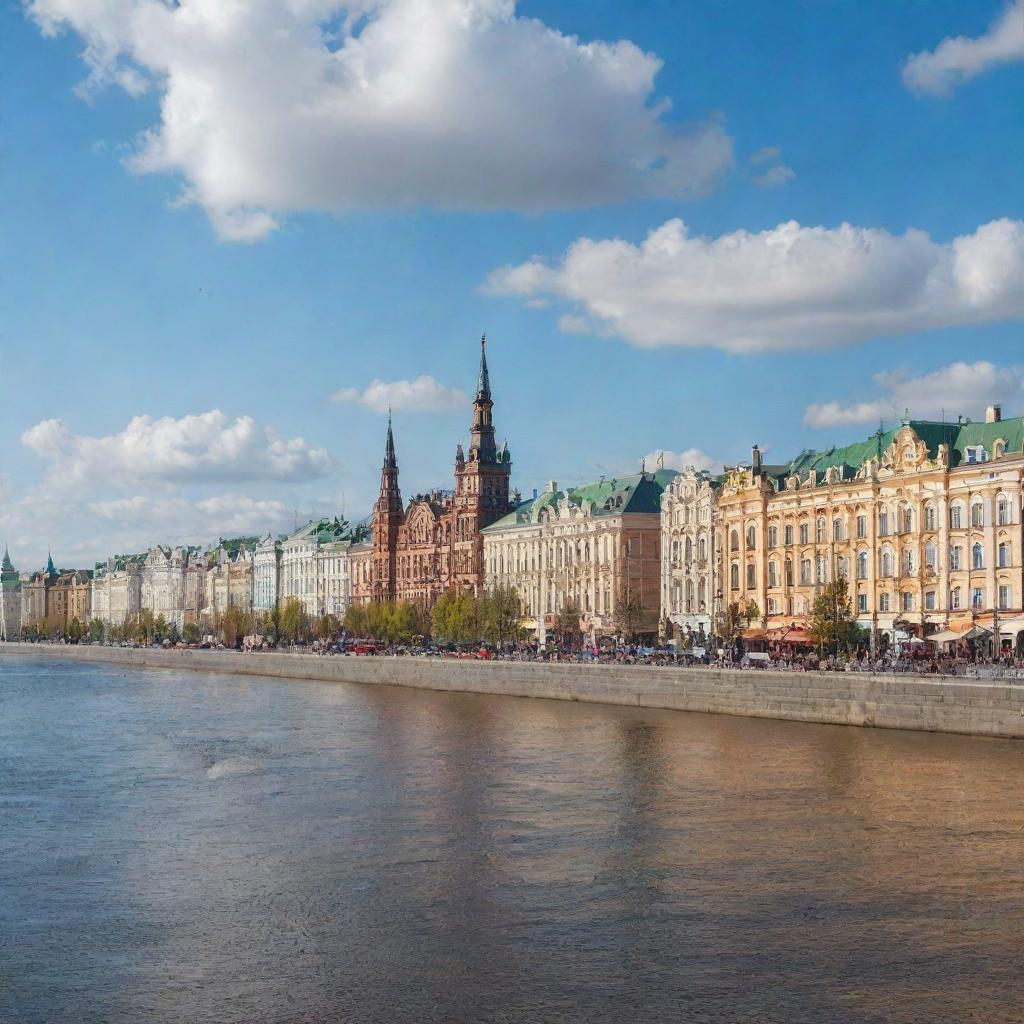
[776,416,1024,484]
[484,470,677,533]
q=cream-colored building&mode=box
[92,554,144,625]
[482,472,674,642]
[315,539,352,618]
[660,467,720,639]
[719,410,1024,651]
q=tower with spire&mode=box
[372,409,403,601]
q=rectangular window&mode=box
[800,560,811,586]
[972,587,985,610]
[784,525,793,546]
[950,507,961,529]
[746,564,755,589]
[879,593,890,612]
[857,593,868,613]
[950,546,962,571]
[925,591,936,610]
[799,524,809,545]
[879,511,889,536]
[856,515,866,539]
[972,505,984,528]
[902,592,914,612]
[999,585,1012,610]
[999,544,1010,568]
[768,526,778,549]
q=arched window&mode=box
[902,548,916,575]
[833,518,842,541]
[925,543,937,569]
[972,543,985,570]
[768,560,779,588]
[997,495,1010,526]
[746,563,756,589]
[924,505,936,531]
[730,563,739,590]
[746,525,756,548]
[816,518,826,543]
[951,586,962,610]
[857,550,868,579]
[879,509,889,536]
[684,537,693,562]
[994,440,1006,459]
[950,504,962,529]
[998,542,1010,568]
[698,536,707,561]
[730,530,739,552]
[902,507,913,534]
[881,548,894,578]
[879,592,890,612]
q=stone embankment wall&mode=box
[3,642,1024,739]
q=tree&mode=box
[153,614,169,643]
[431,591,476,644]
[555,599,582,649]
[810,575,857,655]
[182,622,200,645]
[67,617,84,643]
[88,618,105,643]
[743,600,762,627]
[344,603,369,637]
[278,597,309,644]
[219,606,249,648]
[717,601,744,639]
[483,585,520,647]
[614,590,643,643]
[316,613,341,641]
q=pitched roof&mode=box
[483,470,677,533]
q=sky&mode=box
[1,0,1024,570]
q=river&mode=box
[2,655,1023,1023]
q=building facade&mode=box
[140,545,194,628]
[49,570,92,629]
[92,555,144,625]
[204,539,256,619]
[21,555,57,630]
[368,337,514,605]
[483,471,674,642]
[660,467,720,640]
[280,519,358,617]
[253,533,282,613]
[719,409,1024,651]
[315,539,352,618]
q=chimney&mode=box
[986,404,1002,424]
[532,488,538,500]
[752,444,762,475]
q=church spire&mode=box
[476,333,491,402]
[384,406,397,470]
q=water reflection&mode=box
[2,658,1023,1023]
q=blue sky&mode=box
[2,0,1023,568]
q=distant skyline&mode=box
[2,0,1023,568]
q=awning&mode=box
[781,627,815,645]
[960,625,992,641]
[996,617,1024,635]
[928,629,960,643]
[742,628,766,640]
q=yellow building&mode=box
[719,408,1024,652]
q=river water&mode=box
[2,655,1023,1024]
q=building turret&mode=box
[372,410,402,601]
[469,334,497,464]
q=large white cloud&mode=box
[483,216,1024,352]
[804,360,1023,429]
[332,375,469,412]
[20,410,332,486]
[903,1,1024,96]
[25,0,733,240]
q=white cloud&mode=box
[25,0,733,240]
[332,375,469,412]
[748,145,781,167]
[903,1,1024,95]
[643,448,718,473]
[752,164,795,188]
[20,410,332,487]
[483,216,1024,352]
[804,360,1023,429]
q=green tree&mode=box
[344,603,370,637]
[316,613,341,641]
[67,617,84,643]
[810,575,857,655]
[88,618,105,643]
[555,599,582,649]
[136,608,155,644]
[743,600,762,627]
[614,590,643,643]
[153,614,169,643]
[278,597,309,644]
[482,585,519,646]
[182,622,200,645]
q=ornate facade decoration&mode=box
[92,554,144,625]
[660,467,720,638]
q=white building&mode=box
[253,533,282,613]
[660,468,720,639]
[280,519,357,618]
[141,545,191,628]
[91,554,144,625]
[315,539,353,618]
[1,547,21,640]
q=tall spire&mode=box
[45,549,56,578]
[384,406,397,470]
[476,333,491,402]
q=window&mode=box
[730,564,739,590]
[857,551,868,579]
[837,557,849,579]
[971,503,984,528]
[925,590,936,610]
[767,597,778,615]
[902,508,913,534]
[924,505,936,531]
[881,549,894,578]
[879,592,890,612]
[925,543,937,570]
[999,585,1012,610]
[799,523,809,545]
[950,587,962,610]
[997,497,1010,526]
[999,542,1010,568]
[746,564,755,589]
[746,525,756,548]
[879,510,889,536]
[730,531,739,552]
[950,505,962,529]
[833,518,843,541]
[966,446,989,464]
[994,441,1005,459]
[784,524,794,546]
[903,549,916,575]
[856,515,867,539]
[800,559,811,585]
[815,556,827,584]
[972,587,985,610]
[768,561,779,588]
[902,592,915,612]
[768,526,779,549]
[857,592,868,613]
[785,559,793,587]
[950,545,962,571]
[816,518,826,543]
[972,543,985,570]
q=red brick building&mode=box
[368,336,514,605]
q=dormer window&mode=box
[965,445,988,464]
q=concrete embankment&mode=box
[3,641,1024,739]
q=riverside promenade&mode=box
[4,641,1024,739]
